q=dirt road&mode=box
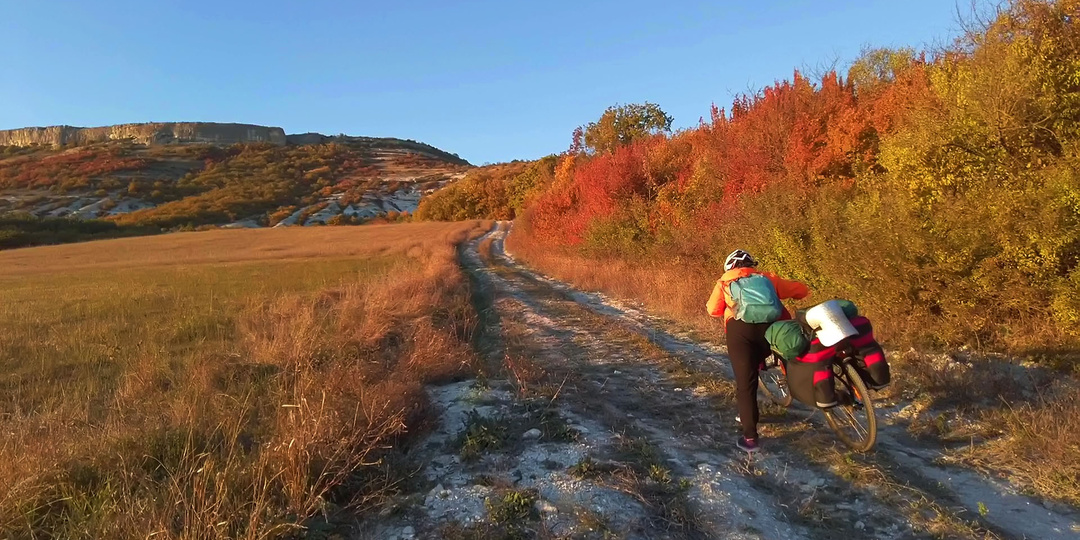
[371,222,1079,540]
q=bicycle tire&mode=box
[759,365,793,407]
[823,362,877,452]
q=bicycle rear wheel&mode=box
[823,362,877,452]
[759,357,793,407]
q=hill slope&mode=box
[0,123,470,231]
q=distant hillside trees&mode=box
[415,157,557,221]
[0,213,157,249]
[0,137,466,231]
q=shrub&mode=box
[0,213,158,250]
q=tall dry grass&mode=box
[0,221,485,276]
[0,222,489,538]
[504,226,727,339]
[965,387,1080,507]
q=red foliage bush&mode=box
[0,147,150,189]
[530,70,880,247]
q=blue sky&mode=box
[1,1,964,164]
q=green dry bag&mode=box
[765,320,810,361]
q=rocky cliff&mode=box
[286,133,469,165]
[0,122,287,147]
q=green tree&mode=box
[847,47,917,94]
[508,155,558,212]
[583,103,673,154]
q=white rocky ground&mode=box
[1,172,464,227]
[365,223,1080,540]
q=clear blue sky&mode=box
[1,1,965,164]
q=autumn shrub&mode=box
[0,213,158,250]
[0,144,151,190]
[581,198,654,257]
[267,205,298,226]
[416,158,557,221]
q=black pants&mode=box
[726,318,772,440]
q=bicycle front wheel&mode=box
[823,362,877,452]
[759,365,793,407]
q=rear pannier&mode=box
[847,316,890,390]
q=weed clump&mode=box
[458,411,510,461]
[486,489,538,525]
[439,489,540,540]
[569,456,602,479]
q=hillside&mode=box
[0,122,470,236]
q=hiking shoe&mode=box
[816,399,839,408]
[737,437,760,453]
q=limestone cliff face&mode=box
[0,122,287,147]
[286,133,469,165]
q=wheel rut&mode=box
[471,224,938,540]
[473,222,1080,540]
[374,223,1077,540]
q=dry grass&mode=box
[0,221,483,276]
[0,221,490,538]
[883,350,1080,506]
[504,228,728,341]
[948,386,1080,507]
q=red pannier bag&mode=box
[786,339,839,408]
[785,315,890,407]
[847,316,890,390]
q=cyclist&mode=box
[706,249,809,453]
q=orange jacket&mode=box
[706,267,810,324]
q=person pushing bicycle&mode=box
[706,250,809,453]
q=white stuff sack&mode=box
[804,300,858,346]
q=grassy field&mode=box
[0,221,489,539]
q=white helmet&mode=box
[724,249,757,271]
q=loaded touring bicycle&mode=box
[759,300,891,452]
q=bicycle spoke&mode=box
[838,403,872,440]
[769,374,788,396]
[824,363,878,452]
[842,406,868,438]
